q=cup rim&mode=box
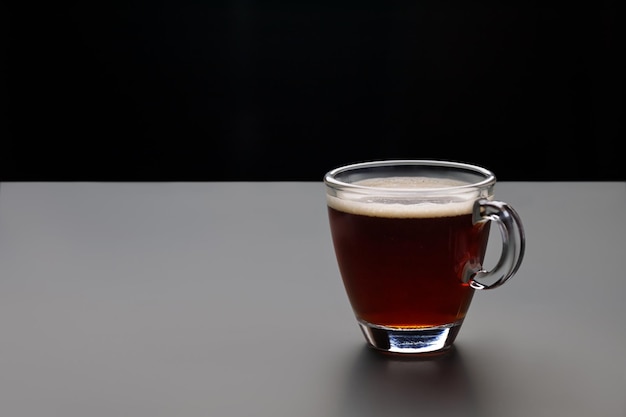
[324,159,496,193]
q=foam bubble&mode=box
[355,176,468,189]
[327,177,477,219]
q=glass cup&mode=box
[324,160,525,354]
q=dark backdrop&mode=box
[4,2,624,181]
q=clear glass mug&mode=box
[324,160,525,355]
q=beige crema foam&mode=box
[327,177,477,219]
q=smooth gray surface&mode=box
[0,181,625,417]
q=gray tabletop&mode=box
[0,181,625,417]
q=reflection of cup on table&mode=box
[324,160,525,355]
[341,346,479,416]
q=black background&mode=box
[4,1,624,181]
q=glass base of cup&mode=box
[357,319,463,355]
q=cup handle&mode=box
[464,199,526,290]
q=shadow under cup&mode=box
[324,160,525,355]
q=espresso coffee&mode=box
[325,161,525,354]
[327,177,490,329]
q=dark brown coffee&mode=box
[327,177,490,329]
